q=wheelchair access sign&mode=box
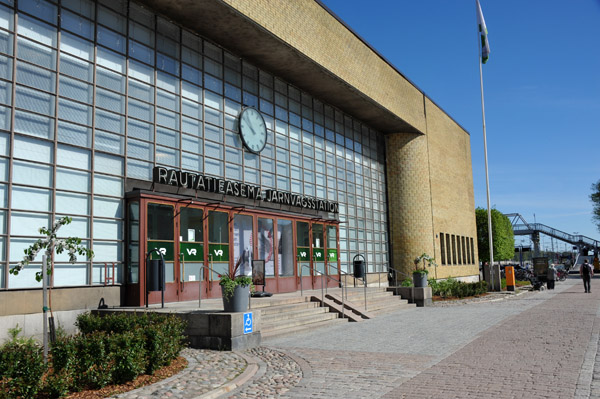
[243,312,253,334]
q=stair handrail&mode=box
[198,260,221,309]
[388,267,413,288]
[326,263,364,301]
[299,263,346,318]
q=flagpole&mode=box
[476,0,495,290]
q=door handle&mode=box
[180,253,185,291]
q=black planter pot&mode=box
[222,284,250,312]
[413,271,428,288]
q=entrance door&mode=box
[147,202,178,302]
[233,213,253,279]
[276,219,296,292]
[207,210,229,297]
[177,206,205,301]
[326,225,340,287]
[296,221,312,289]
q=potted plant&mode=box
[219,256,253,312]
[413,253,437,288]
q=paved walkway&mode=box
[113,276,600,398]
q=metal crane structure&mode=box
[504,213,599,257]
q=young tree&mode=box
[476,207,515,263]
[9,216,94,281]
[591,180,600,234]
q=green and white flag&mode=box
[476,0,490,63]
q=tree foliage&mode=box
[476,207,514,263]
[591,180,600,234]
[9,216,94,281]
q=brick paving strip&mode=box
[384,282,600,399]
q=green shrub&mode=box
[0,328,47,399]
[75,312,186,375]
[144,315,186,374]
[40,368,73,399]
[72,331,114,390]
[109,330,147,383]
[50,335,77,373]
[430,279,488,299]
[400,278,413,287]
[0,313,187,397]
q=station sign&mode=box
[153,166,338,213]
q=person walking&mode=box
[580,259,594,293]
[547,264,557,289]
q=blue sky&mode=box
[321,0,600,249]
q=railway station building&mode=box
[0,0,479,334]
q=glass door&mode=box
[178,206,205,301]
[207,210,229,297]
[326,224,340,287]
[147,202,178,302]
[233,213,253,278]
[296,221,312,289]
[276,219,296,292]
[257,217,275,292]
[312,223,325,287]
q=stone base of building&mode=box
[388,286,432,307]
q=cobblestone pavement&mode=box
[115,277,600,398]
[113,348,247,398]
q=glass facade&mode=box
[0,0,388,289]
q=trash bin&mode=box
[353,259,364,279]
[146,258,164,291]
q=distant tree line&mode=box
[591,180,600,234]
[475,207,514,263]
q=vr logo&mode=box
[329,252,336,258]
[314,252,322,257]
[159,248,167,255]
[186,248,197,256]
[214,249,224,256]
[300,251,307,257]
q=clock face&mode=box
[238,107,267,154]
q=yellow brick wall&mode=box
[385,133,435,278]
[424,98,479,279]
[223,0,426,133]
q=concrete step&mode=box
[344,289,395,301]
[250,296,311,309]
[261,306,329,323]
[262,311,340,333]
[258,301,320,316]
[367,301,417,316]
[261,318,348,341]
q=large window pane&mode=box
[13,161,52,187]
[277,219,294,277]
[12,186,52,211]
[56,167,89,192]
[147,203,173,241]
[94,218,122,240]
[10,212,50,236]
[94,196,122,218]
[94,174,123,197]
[13,135,53,163]
[53,264,88,286]
[56,191,89,215]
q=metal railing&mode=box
[513,223,600,248]
[103,262,116,286]
[197,261,220,308]
[299,263,347,318]
[388,267,413,288]
[327,263,367,308]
